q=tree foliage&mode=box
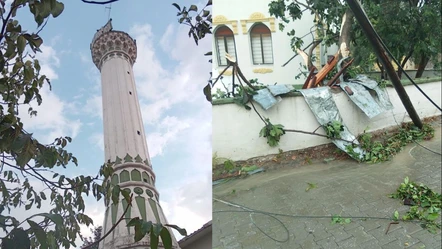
[173,0,213,102]
[0,1,185,248]
[268,0,441,78]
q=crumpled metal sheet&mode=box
[339,82,384,118]
[298,87,365,160]
[348,75,393,111]
[253,88,281,110]
[267,84,293,96]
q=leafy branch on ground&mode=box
[331,215,351,225]
[390,177,441,234]
[354,122,435,163]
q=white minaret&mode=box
[91,19,180,249]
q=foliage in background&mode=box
[391,177,441,234]
[268,0,441,79]
[81,226,102,249]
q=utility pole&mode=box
[345,0,423,129]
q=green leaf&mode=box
[4,228,30,249]
[344,218,351,224]
[31,213,63,228]
[28,220,48,249]
[172,3,181,11]
[152,223,163,237]
[150,228,159,249]
[393,210,399,221]
[112,185,120,205]
[189,5,198,12]
[160,227,172,249]
[121,188,131,203]
[202,10,210,17]
[17,35,26,54]
[203,83,212,102]
[134,222,145,242]
[404,176,409,185]
[50,1,64,17]
[426,213,439,221]
[127,217,141,227]
[141,220,153,235]
[165,224,187,236]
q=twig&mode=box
[82,194,134,249]
[212,65,231,86]
[80,0,120,4]
[385,221,399,234]
[284,129,358,145]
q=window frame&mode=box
[215,26,237,66]
[250,23,274,65]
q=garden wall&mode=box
[212,80,442,161]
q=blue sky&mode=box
[7,0,212,245]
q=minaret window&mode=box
[250,23,274,65]
[120,170,130,182]
[137,130,141,135]
[215,26,236,66]
[131,169,141,181]
[129,91,132,95]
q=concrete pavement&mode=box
[213,124,441,249]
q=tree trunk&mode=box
[415,54,429,78]
[338,8,354,59]
[398,50,414,79]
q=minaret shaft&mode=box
[91,20,180,249]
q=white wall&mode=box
[212,0,332,90]
[212,81,442,161]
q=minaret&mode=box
[91,19,180,249]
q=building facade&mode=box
[212,0,338,92]
[91,20,180,249]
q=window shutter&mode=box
[216,36,228,65]
[261,34,273,64]
[251,34,263,64]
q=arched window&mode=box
[250,24,274,65]
[215,26,236,66]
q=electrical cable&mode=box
[213,197,425,244]
[361,5,442,112]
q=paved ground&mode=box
[213,124,441,249]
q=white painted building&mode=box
[91,20,180,249]
[212,0,338,93]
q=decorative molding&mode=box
[253,68,274,74]
[213,15,238,34]
[240,13,276,34]
[249,12,266,20]
[91,30,137,70]
[213,15,228,23]
[219,69,233,76]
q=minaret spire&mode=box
[91,20,180,249]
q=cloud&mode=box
[129,22,211,117]
[89,132,104,151]
[146,116,191,157]
[17,43,83,144]
[84,95,103,119]
[160,175,212,240]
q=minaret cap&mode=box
[90,19,137,70]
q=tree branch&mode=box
[80,0,120,4]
